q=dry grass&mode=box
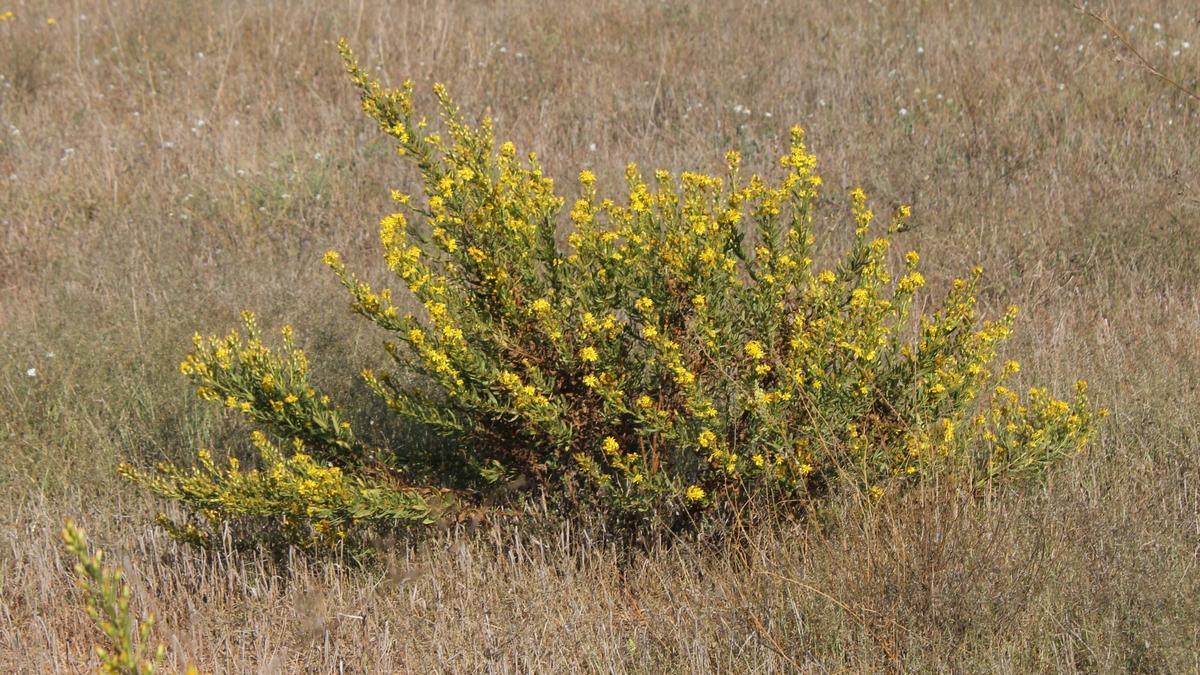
[2,0,1199,671]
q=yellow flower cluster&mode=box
[122,431,452,550]
[176,312,358,459]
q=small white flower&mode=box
[26,368,36,377]
[898,107,909,117]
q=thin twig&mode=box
[1075,3,1200,106]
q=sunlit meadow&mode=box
[2,1,1199,671]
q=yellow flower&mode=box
[898,271,925,293]
[636,395,654,409]
[745,340,765,360]
[673,366,695,386]
[426,302,447,319]
[530,298,552,314]
[685,485,705,502]
[692,295,706,310]
[578,346,598,362]
[634,297,654,313]
[601,437,620,454]
[698,429,717,448]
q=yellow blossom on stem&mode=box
[745,340,765,360]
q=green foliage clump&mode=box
[122,42,1105,548]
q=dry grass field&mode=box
[2,0,1199,671]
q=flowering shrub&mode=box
[123,42,1104,547]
